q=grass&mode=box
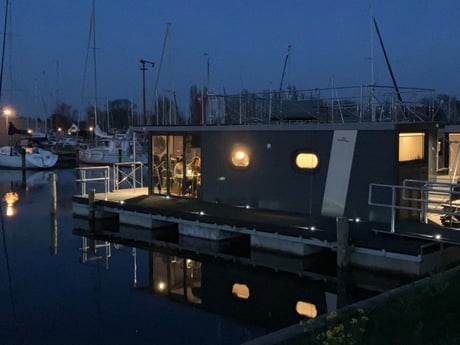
[277,266,460,345]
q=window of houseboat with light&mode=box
[295,152,319,169]
[399,132,425,162]
[231,149,250,167]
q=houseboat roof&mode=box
[134,121,440,133]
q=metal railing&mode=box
[113,161,144,191]
[369,179,460,232]
[76,162,145,200]
[75,166,110,199]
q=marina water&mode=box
[0,168,399,345]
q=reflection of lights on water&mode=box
[232,283,250,299]
[157,281,166,291]
[295,301,318,318]
[4,192,19,217]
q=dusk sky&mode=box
[1,0,459,120]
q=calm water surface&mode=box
[0,168,387,345]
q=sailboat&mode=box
[77,0,146,166]
[78,125,146,165]
[0,2,57,169]
[0,131,58,169]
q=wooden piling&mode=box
[336,217,349,268]
[49,172,57,215]
[21,149,26,181]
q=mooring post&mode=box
[21,149,26,180]
[49,172,57,215]
[336,216,349,268]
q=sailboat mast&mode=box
[91,0,98,127]
[0,0,10,103]
[153,22,171,126]
[373,16,403,105]
[369,7,376,122]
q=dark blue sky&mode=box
[1,0,459,119]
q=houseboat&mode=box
[147,122,438,224]
[73,86,460,276]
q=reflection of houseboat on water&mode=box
[73,219,402,332]
[73,87,460,277]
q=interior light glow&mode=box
[232,283,250,299]
[399,132,424,162]
[231,149,250,167]
[157,281,166,291]
[296,301,318,318]
[295,152,319,169]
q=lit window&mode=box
[296,153,319,169]
[399,132,425,162]
[231,149,250,167]
[232,283,250,299]
[295,301,318,318]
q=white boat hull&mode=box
[0,146,58,169]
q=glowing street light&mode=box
[3,106,14,134]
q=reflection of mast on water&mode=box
[49,172,58,255]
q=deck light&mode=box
[434,234,441,240]
[120,200,125,204]
[199,211,205,215]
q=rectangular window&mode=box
[399,132,425,162]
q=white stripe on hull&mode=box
[321,130,357,217]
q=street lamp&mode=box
[140,59,155,126]
[3,106,13,137]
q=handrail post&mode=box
[391,186,396,233]
[422,182,428,224]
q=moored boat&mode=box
[0,137,58,169]
[78,126,147,165]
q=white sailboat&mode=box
[0,137,58,169]
[77,0,146,166]
[78,126,146,165]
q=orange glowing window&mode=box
[295,153,319,169]
[399,132,425,162]
[295,301,318,318]
[231,150,250,167]
[232,283,250,299]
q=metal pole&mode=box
[141,60,147,125]
[140,59,155,126]
[391,186,396,233]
